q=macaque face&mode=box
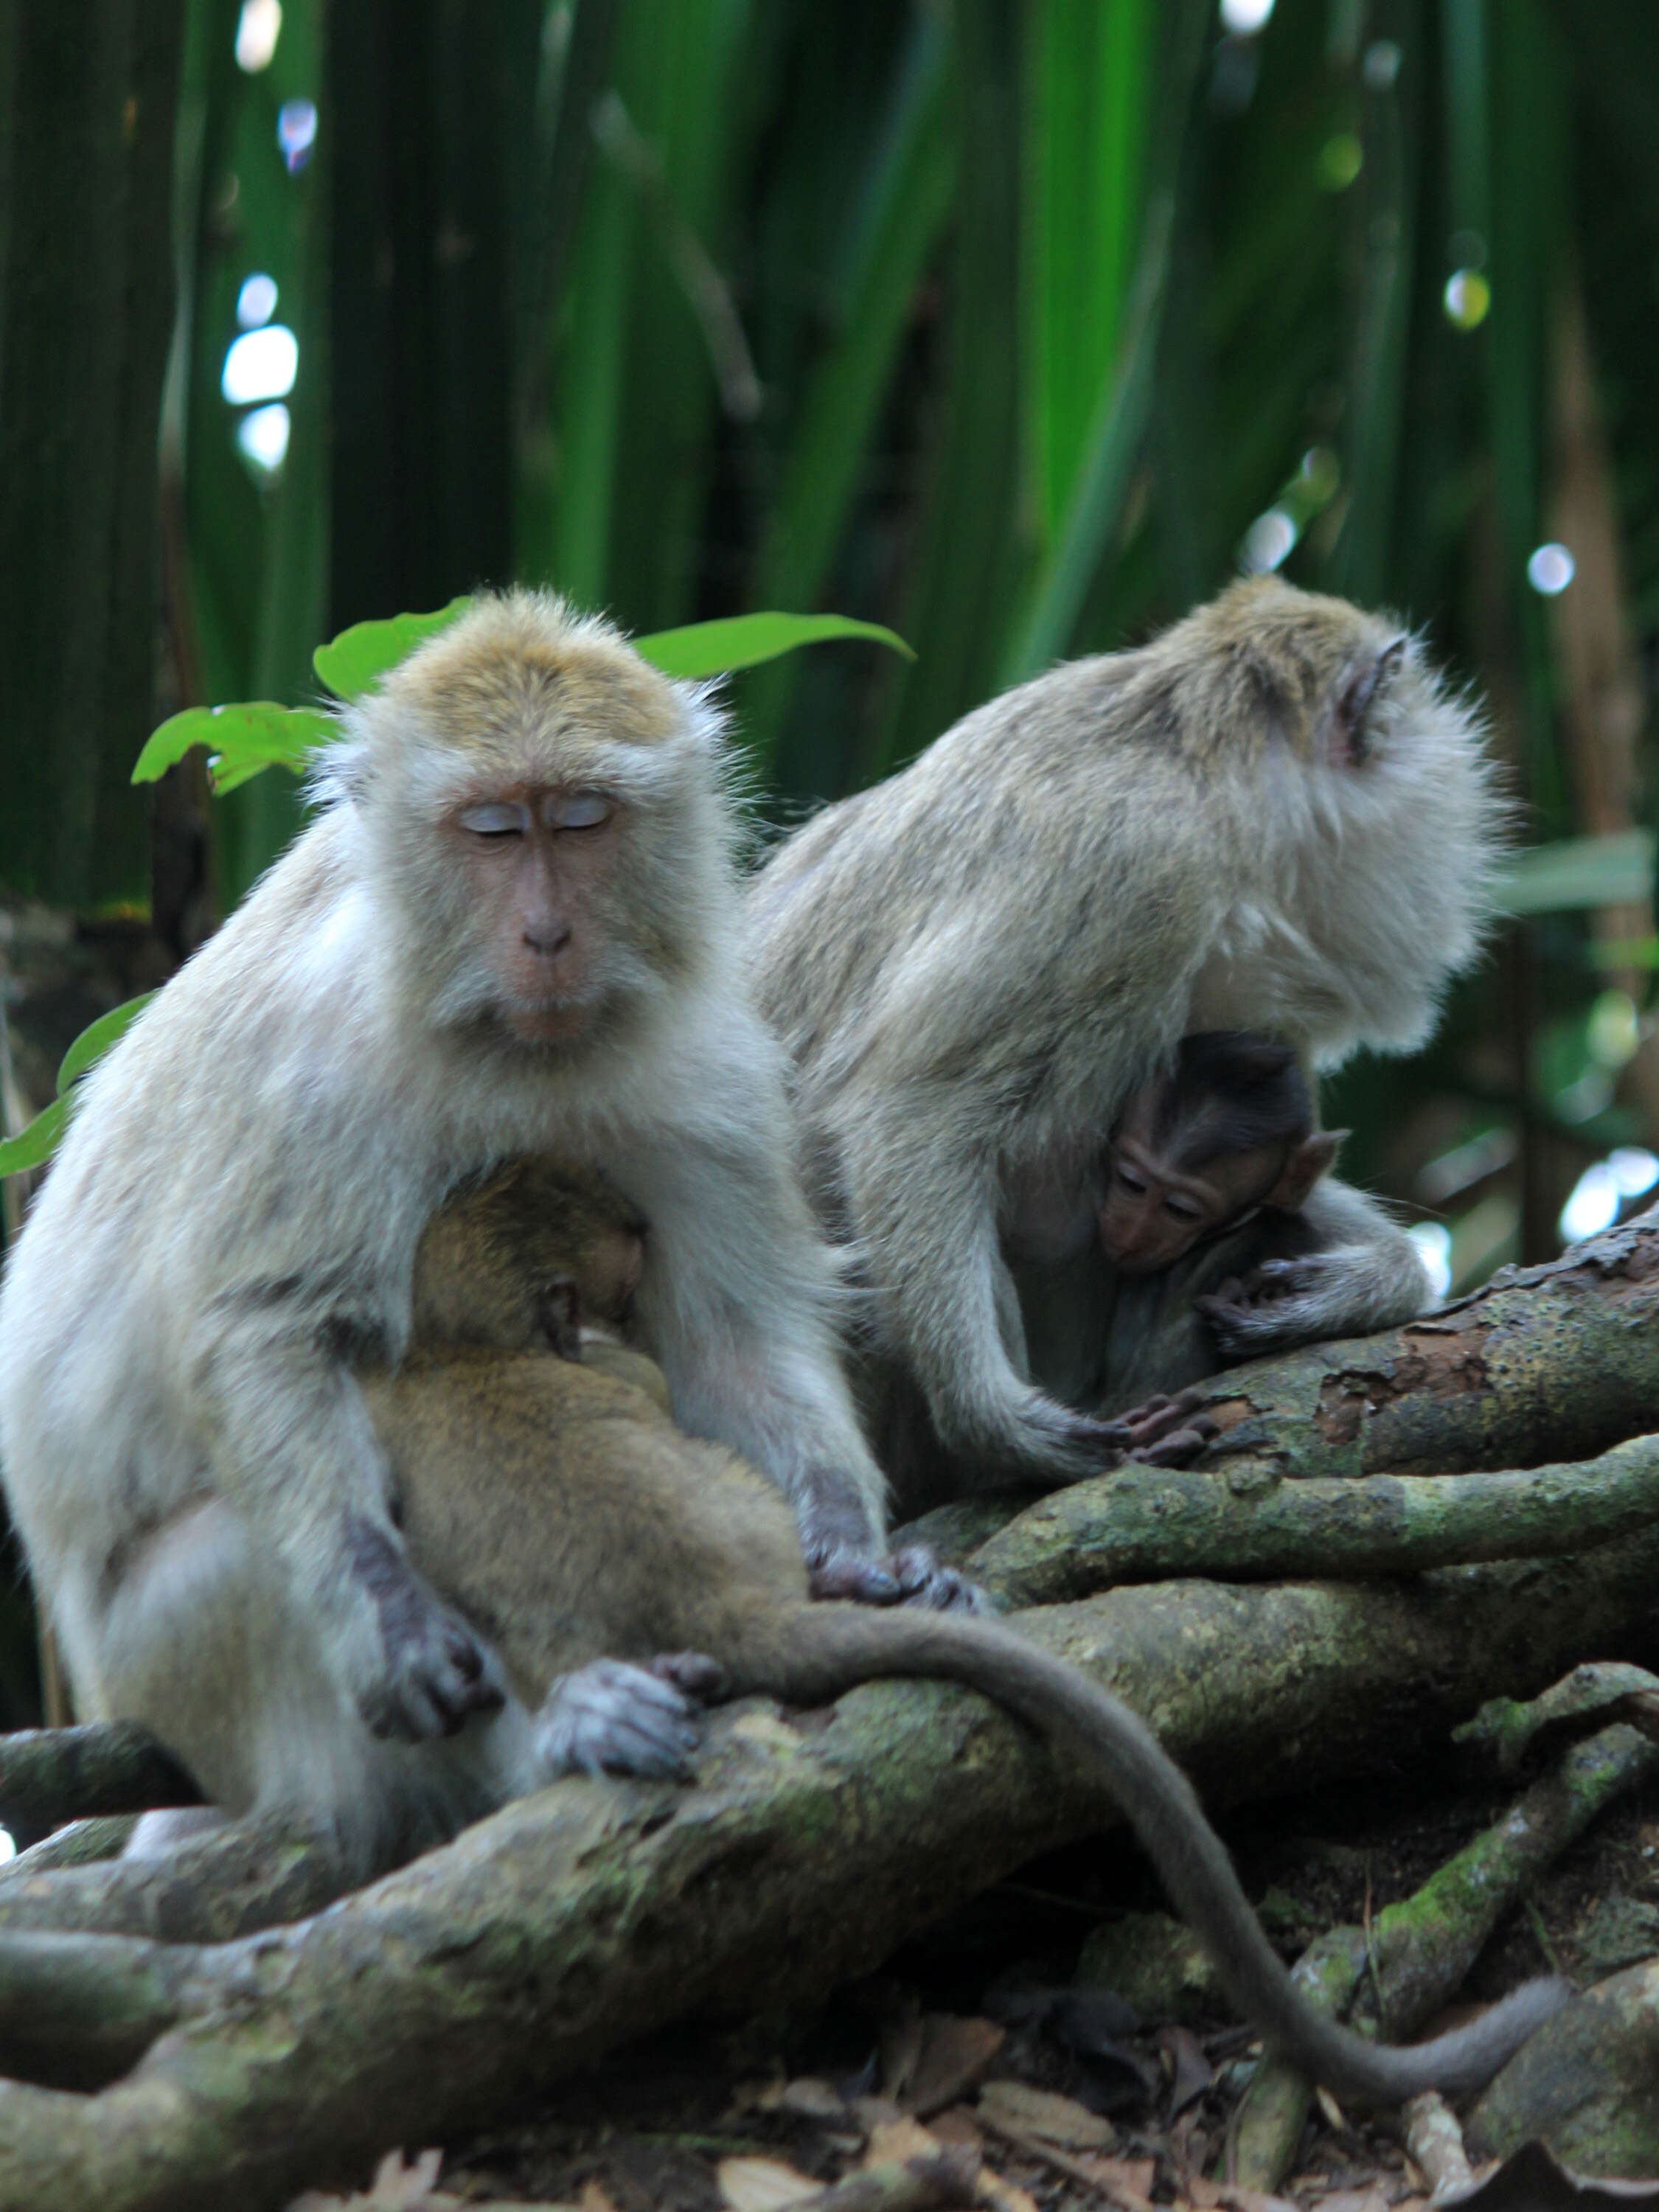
[1098,1078,1293,1274]
[449,783,622,1045]
[1098,1133,1287,1273]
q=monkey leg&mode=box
[85,1498,531,1877]
[532,1654,727,1781]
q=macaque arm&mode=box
[619,1040,894,1561]
[839,1096,1122,1486]
[1197,1174,1432,1358]
[188,1312,501,1739]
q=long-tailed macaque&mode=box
[0,591,948,1876]
[358,1158,1563,2106]
[747,580,1503,1503]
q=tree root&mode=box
[1231,1717,1659,2191]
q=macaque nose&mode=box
[523,917,572,956]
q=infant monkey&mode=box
[371,1158,1562,2106]
[1099,1032,1338,1278]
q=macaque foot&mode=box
[534,1655,719,1780]
[888,1545,993,1615]
[345,1513,507,1742]
[1108,1388,1220,1470]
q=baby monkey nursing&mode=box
[373,1157,1564,2105]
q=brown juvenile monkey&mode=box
[0,591,941,1877]
[747,580,1503,1503]
[359,1158,1565,2106]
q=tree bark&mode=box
[2,1531,1659,2211]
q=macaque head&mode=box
[319,592,734,1051]
[1099,1033,1342,1273]
[411,1158,647,1353]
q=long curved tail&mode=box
[731,1604,1566,2104]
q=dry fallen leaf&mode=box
[287,2147,451,2211]
[973,2165,1041,2212]
[715,2154,823,2212]
[907,2014,1006,2119]
[865,2116,943,2168]
[928,2107,984,2152]
[779,2076,846,2121]
[976,2081,1116,2151]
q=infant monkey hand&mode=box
[344,1512,506,1739]
[1197,1257,1326,1357]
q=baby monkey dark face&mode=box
[1099,1033,1341,1273]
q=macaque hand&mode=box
[534,1652,725,1780]
[799,1478,990,1612]
[1196,1256,1329,1357]
[344,1512,507,1740]
[1108,1388,1220,1470]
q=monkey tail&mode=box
[738,1605,1568,2105]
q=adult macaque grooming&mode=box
[364,1158,1564,2104]
[1018,1031,1343,1429]
[748,580,1502,1498]
[0,592,936,1874]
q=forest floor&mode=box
[299,1758,1659,2212]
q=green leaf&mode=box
[635,612,915,680]
[0,1096,69,1180]
[131,703,335,789]
[312,598,475,701]
[1492,831,1656,917]
[56,994,157,1096]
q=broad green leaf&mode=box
[636,612,914,680]
[313,598,475,701]
[56,994,157,1096]
[0,1096,69,1180]
[132,704,334,788]
[1492,832,1656,917]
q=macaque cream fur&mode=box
[748,579,1508,1493]
[0,591,886,1863]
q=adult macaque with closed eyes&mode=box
[354,1157,1564,2106]
[0,591,937,1876]
[748,579,1499,1502]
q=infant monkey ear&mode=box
[535,1280,585,1361]
[1265,1128,1344,1214]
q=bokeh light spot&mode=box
[1220,0,1275,32]
[237,403,291,476]
[1363,40,1402,91]
[1318,133,1363,190]
[222,325,298,405]
[1527,542,1575,595]
[278,98,317,173]
[1443,268,1491,330]
[236,273,278,330]
[1240,507,1297,574]
[234,0,281,72]
[1408,1222,1453,1299]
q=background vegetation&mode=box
[6,0,1659,1368]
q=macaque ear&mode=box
[1267,1130,1343,1211]
[1333,636,1407,765]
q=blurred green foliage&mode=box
[8,0,1659,1282]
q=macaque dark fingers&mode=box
[1110,1388,1214,1456]
[1127,1421,1218,1469]
[888,1546,994,1615]
[535,1658,702,1780]
[650,1650,730,1701]
[808,1551,902,1604]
